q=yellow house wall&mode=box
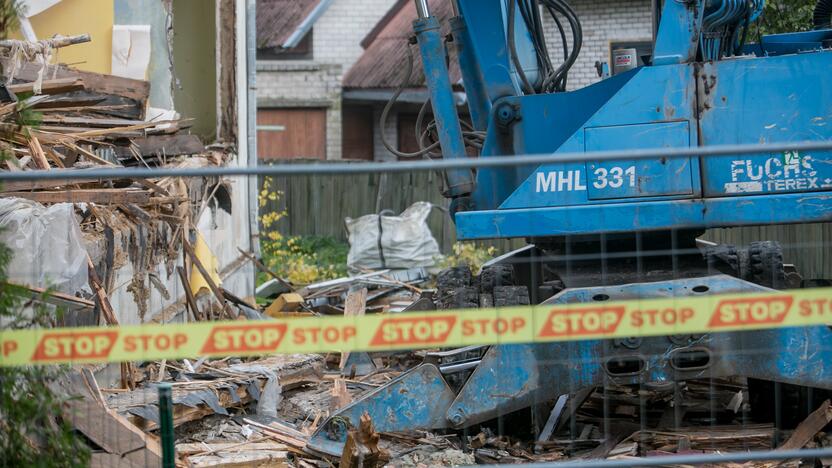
[13,0,114,74]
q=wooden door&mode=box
[257,108,326,159]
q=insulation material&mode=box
[111,24,151,80]
[0,198,88,294]
[189,230,221,296]
[346,202,441,272]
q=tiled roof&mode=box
[256,0,322,49]
[343,0,461,89]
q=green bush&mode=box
[259,235,349,286]
[0,239,90,466]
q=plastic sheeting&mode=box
[346,202,440,272]
[0,198,88,294]
[229,363,282,418]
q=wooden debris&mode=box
[243,418,309,450]
[340,412,389,468]
[237,248,295,292]
[1,188,151,204]
[177,266,201,321]
[331,378,352,410]
[778,399,832,451]
[177,441,289,467]
[65,399,162,467]
[114,134,204,158]
[81,367,106,405]
[339,287,368,370]
[108,355,324,430]
[265,292,305,316]
[7,77,85,95]
[6,281,95,311]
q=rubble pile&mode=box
[0,37,231,328]
[62,261,832,467]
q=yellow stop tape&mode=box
[2,287,831,366]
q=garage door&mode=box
[257,108,326,160]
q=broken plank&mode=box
[5,281,95,310]
[1,189,150,204]
[33,95,107,109]
[1,59,149,116]
[65,399,161,464]
[778,399,832,451]
[237,248,294,292]
[88,256,119,326]
[113,134,204,158]
[177,266,201,321]
[186,450,288,468]
[0,176,131,192]
[176,441,287,456]
[81,367,106,405]
[243,418,309,449]
[7,77,85,95]
[27,136,50,169]
[339,287,368,370]
[36,125,144,138]
[90,453,144,468]
[40,115,145,127]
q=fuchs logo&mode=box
[370,316,456,346]
[201,324,288,353]
[708,296,793,328]
[539,307,626,337]
[32,331,119,362]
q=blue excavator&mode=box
[308,0,832,456]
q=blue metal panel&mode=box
[743,29,832,56]
[306,364,456,456]
[455,0,519,102]
[698,52,832,197]
[456,192,832,239]
[494,64,698,210]
[466,55,641,213]
[652,0,705,64]
[584,122,693,200]
[446,276,832,428]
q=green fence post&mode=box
[157,382,175,468]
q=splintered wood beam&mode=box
[7,77,86,96]
[339,287,367,371]
[112,134,204,158]
[237,248,294,292]
[0,177,130,193]
[176,266,201,322]
[778,399,832,450]
[27,136,51,169]
[40,115,145,127]
[87,256,118,326]
[0,34,91,50]
[1,189,151,205]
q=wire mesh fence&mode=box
[1,141,832,467]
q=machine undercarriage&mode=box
[309,0,832,455]
[308,238,832,456]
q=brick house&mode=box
[256,0,653,162]
[255,0,395,160]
